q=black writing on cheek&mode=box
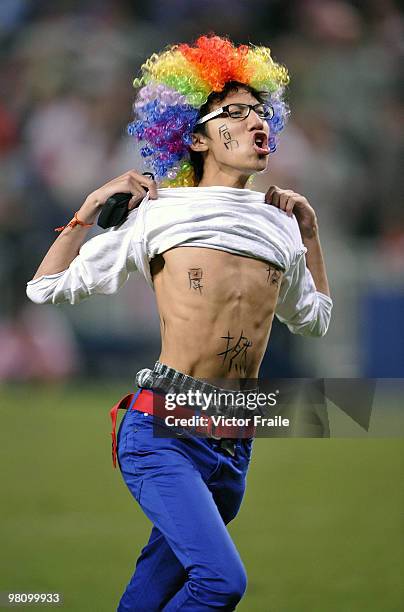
[266,265,281,286]
[217,330,253,375]
[188,268,203,294]
[219,124,239,151]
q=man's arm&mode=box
[32,171,157,279]
[265,185,330,297]
[265,185,332,337]
[33,200,97,279]
[301,226,330,298]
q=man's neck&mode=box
[197,170,250,189]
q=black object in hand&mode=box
[97,193,131,229]
[97,172,155,229]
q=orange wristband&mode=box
[54,212,94,233]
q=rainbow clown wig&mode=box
[128,35,290,187]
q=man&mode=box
[27,35,332,611]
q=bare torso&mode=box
[151,246,283,380]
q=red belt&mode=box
[110,388,255,468]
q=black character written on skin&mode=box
[188,268,203,294]
[217,330,253,375]
[266,265,281,286]
[219,124,239,151]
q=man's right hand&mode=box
[78,170,158,224]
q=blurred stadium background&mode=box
[0,1,403,610]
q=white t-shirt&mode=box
[26,186,333,336]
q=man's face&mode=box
[197,88,271,179]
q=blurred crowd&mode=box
[0,0,403,381]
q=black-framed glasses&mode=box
[195,102,274,125]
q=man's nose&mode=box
[247,110,265,130]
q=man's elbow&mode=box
[288,315,331,338]
[26,282,53,305]
[26,270,76,305]
[304,297,333,337]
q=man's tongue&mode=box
[253,142,269,155]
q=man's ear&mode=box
[190,132,209,153]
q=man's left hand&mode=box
[265,185,318,239]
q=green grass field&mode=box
[0,383,403,611]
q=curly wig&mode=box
[128,34,290,187]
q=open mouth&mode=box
[252,132,269,155]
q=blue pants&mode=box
[116,391,254,611]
